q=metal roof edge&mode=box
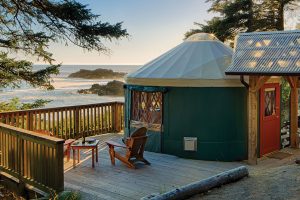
[238,30,300,36]
[225,71,300,76]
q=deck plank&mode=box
[64,133,243,200]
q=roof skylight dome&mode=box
[185,33,219,42]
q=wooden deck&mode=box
[64,133,243,200]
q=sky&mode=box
[31,0,300,66]
[36,0,215,65]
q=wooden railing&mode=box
[0,122,64,193]
[0,101,124,195]
[0,102,124,139]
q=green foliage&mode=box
[185,0,255,41]
[185,0,299,41]
[185,17,225,41]
[281,79,291,126]
[0,0,128,89]
[0,53,59,89]
[0,98,51,112]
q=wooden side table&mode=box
[71,139,99,168]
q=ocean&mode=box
[0,65,141,108]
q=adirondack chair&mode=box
[106,127,150,169]
[34,130,75,161]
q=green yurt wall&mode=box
[162,87,248,161]
[124,86,248,161]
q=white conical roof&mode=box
[126,33,241,87]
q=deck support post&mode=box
[286,76,299,148]
[248,76,258,165]
[248,76,270,165]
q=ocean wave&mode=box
[52,79,109,89]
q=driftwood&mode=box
[141,166,249,200]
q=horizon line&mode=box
[33,63,142,66]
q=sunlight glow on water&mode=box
[0,65,140,108]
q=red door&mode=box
[260,83,280,156]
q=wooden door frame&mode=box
[248,75,299,165]
[248,76,271,165]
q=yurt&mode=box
[124,33,248,161]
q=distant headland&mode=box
[68,68,126,79]
[78,80,124,96]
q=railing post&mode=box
[118,103,122,132]
[74,108,80,138]
[113,103,121,133]
[27,112,33,131]
[17,135,26,196]
[53,141,64,193]
[121,103,124,130]
[111,103,116,132]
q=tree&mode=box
[185,17,226,41]
[0,0,128,90]
[185,0,255,41]
[217,0,255,40]
[259,0,299,31]
[185,0,299,41]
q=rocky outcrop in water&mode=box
[78,80,124,96]
[68,68,126,79]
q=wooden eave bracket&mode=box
[249,76,271,92]
[284,76,298,88]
